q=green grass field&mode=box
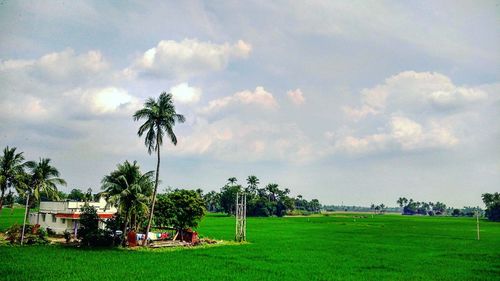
[1,209,499,280]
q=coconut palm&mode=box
[246,175,259,194]
[101,160,154,240]
[133,92,185,245]
[227,177,237,186]
[25,158,67,221]
[20,158,66,245]
[397,197,408,214]
[0,146,26,212]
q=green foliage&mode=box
[77,205,113,247]
[67,189,85,201]
[482,192,500,221]
[219,184,242,215]
[154,189,206,230]
[400,198,447,216]
[5,223,48,245]
[203,191,222,212]
[25,158,67,202]
[0,146,26,210]
[215,178,317,217]
[101,160,154,235]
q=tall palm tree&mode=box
[0,146,26,212]
[227,177,237,186]
[101,160,154,241]
[246,175,259,194]
[133,92,185,245]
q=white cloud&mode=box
[201,86,278,114]
[332,116,459,155]
[287,88,305,105]
[164,118,315,163]
[129,39,252,79]
[66,87,139,115]
[344,71,488,121]
[1,48,109,84]
[169,83,202,104]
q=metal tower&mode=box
[235,192,247,242]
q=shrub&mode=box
[46,228,56,236]
[5,224,49,245]
[77,205,114,247]
[63,230,71,243]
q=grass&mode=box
[0,208,25,232]
[1,210,499,280]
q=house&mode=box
[29,197,117,235]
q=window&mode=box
[52,214,57,223]
[42,213,46,222]
[61,218,66,224]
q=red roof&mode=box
[55,213,114,219]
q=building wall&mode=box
[29,213,75,234]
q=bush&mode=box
[46,227,56,236]
[77,205,114,247]
[5,224,49,245]
[63,230,71,243]
[485,202,500,222]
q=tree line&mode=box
[202,176,321,217]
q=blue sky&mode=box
[0,1,498,207]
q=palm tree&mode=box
[25,158,67,222]
[396,197,408,214]
[133,92,185,245]
[0,146,26,212]
[101,161,153,243]
[265,183,279,201]
[227,177,237,186]
[20,158,66,244]
[246,175,259,194]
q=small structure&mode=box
[29,197,117,235]
[235,192,246,242]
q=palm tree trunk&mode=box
[143,141,160,246]
[21,193,30,245]
[122,212,129,247]
[0,189,5,214]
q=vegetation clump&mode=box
[5,223,48,245]
[482,192,500,222]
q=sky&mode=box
[0,1,499,207]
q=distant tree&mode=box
[220,184,242,215]
[0,146,26,212]
[2,190,14,207]
[203,191,221,212]
[452,209,461,217]
[246,175,259,195]
[227,177,237,186]
[134,92,186,245]
[397,197,408,214]
[68,189,85,201]
[482,192,500,222]
[432,202,446,215]
[310,199,322,213]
